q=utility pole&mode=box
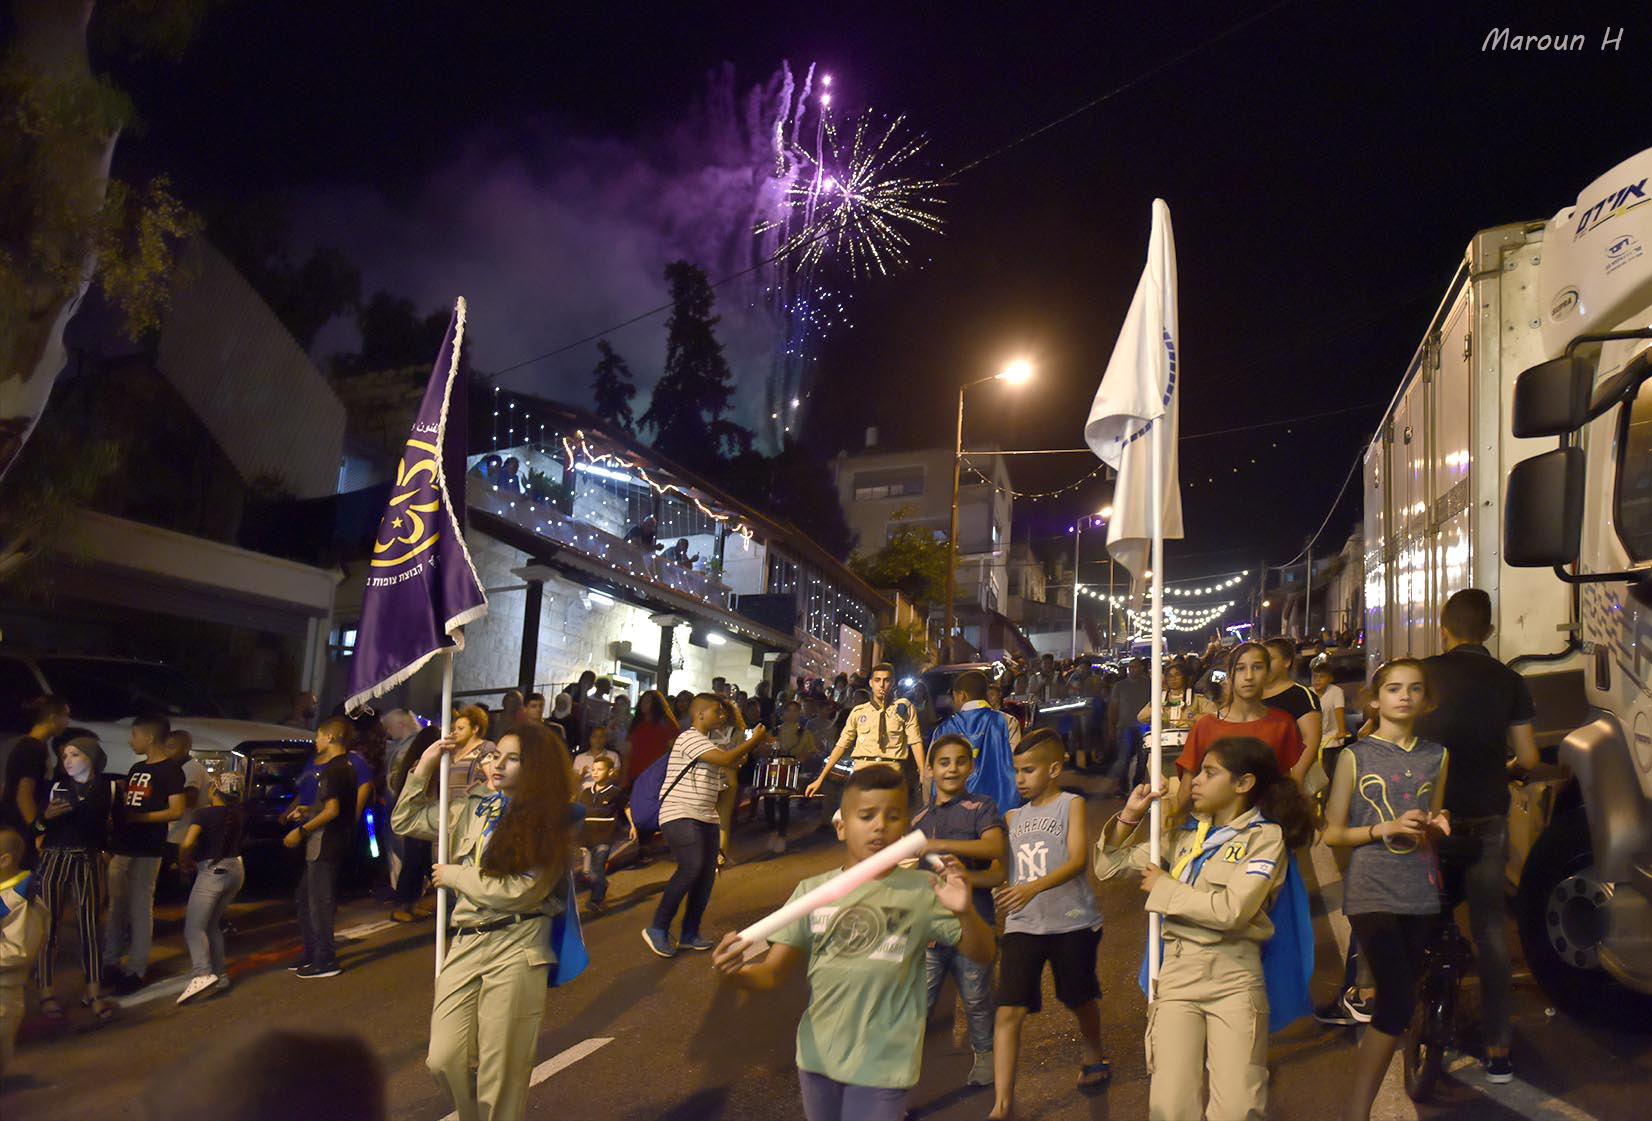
[1303,535,1314,642]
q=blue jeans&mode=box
[651,819,718,938]
[1109,724,1143,786]
[296,859,339,966]
[588,843,612,905]
[101,854,161,976]
[926,942,995,1054]
[1443,816,1513,1049]
[797,1069,909,1121]
[185,857,244,977]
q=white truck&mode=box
[1361,147,1651,1019]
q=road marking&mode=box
[118,915,403,1008]
[116,975,190,1008]
[436,1037,612,1121]
[1445,1056,1601,1121]
[1304,840,1602,1121]
[338,917,399,941]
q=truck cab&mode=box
[1502,162,1652,1013]
[1363,147,1652,1019]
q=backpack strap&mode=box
[658,755,703,804]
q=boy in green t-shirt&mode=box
[714,765,995,1121]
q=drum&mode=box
[755,756,802,797]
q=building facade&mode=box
[831,441,1013,618]
[324,393,890,714]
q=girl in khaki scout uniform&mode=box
[393,721,575,1121]
[1095,735,1315,1121]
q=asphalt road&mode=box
[5,778,1649,1120]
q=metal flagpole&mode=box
[1070,520,1082,659]
[436,651,453,977]
[1147,419,1165,988]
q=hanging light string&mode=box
[1077,567,1251,608]
[560,430,756,541]
[960,455,1107,501]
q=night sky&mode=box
[105,1,1646,577]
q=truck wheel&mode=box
[1516,807,1652,1025]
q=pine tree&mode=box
[590,340,637,430]
[638,261,751,467]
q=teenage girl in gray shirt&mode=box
[1322,658,1450,1121]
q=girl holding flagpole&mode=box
[1094,735,1315,1121]
[392,721,574,1121]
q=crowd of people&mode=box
[0,586,1540,1121]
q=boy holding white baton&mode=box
[713,765,994,1121]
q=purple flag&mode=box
[345,298,488,715]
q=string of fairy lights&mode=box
[960,455,1108,502]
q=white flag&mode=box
[1084,198,1184,588]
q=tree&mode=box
[723,438,854,560]
[0,402,119,589]
[849,512,953,608]
[0,0,208,480]
[638,260,751,468]
[331,291,451,377]
[876,620,935,679]
[207,198,362,351]
[590,339,636,430]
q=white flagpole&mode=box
[1147,417,1165,988]
[436,651,453,977]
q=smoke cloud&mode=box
[299,64,807,433]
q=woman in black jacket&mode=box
[35,728,118,1020]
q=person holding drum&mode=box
[1136,662,1216,787]
[757,701,820,854]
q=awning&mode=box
[54,509,339,637]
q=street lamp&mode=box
[944,360,1033,662]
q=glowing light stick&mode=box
[737,830,929,957]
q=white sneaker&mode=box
[176,974,218,1005]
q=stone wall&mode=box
[452,534,765,704]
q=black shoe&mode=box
[108,971,147,996]
[296,961,342,979]
[1485,1054,1514,1084]
[1314,995,1357,1026]
[287,959,312,972]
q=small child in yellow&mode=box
[1,827,46,1077]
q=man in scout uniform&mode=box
[806,663,926,798]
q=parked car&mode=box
[0,650,316,846]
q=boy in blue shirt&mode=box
[912,733,1006,1087]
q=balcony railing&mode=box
[468,477,732,609]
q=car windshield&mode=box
[36,658,224,721]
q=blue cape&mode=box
[548,802,589,987]
[934,705,1019,811]
[1137,831,1314,1033]
[548,873,588,987]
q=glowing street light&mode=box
[945,360,1034,661]
[997,358,1033,385]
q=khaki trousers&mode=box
[427,936,549,1121]
[1146,939,1268,1121]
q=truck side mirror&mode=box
[1504,447,1585,566]
[1512,356,1593,437]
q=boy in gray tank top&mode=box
[989,731,1108,1118]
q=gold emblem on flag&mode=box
[372,438,442,568]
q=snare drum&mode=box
[755,755,802,796]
